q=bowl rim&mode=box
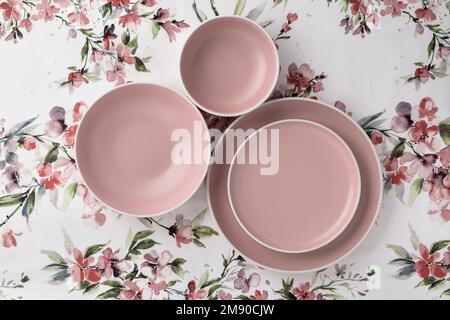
[179,15,280,117]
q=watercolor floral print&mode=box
[388,226,450,298]
[0,271,29,300]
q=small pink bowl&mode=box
[180,16,279,117]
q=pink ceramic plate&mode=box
[207,98,382,272]
[76,83,210,217]
[227,119,361,253]
[180,16,279,117]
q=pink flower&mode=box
[106,61,126,85]
[438,46,450,60]
[443,247,450,266]
[67,248,102,283]
[414,243,447,279]
[287,12,298,24]
[97,248,129,278]
[63,124,77,147]
[19,17,32,32]
[408,120,439,153]
[143,0,156,7]
[161,21,189,42]
[0,0,23,21]
[282,22,291,32]
[107,0,129,8]
[68,11,89,26]
[370,130,384,145]
[415,67,434,83]
[233,268,261,293]
[186,280,206,300]
[38,157,75,190]
[287,63,315,90]
[2,229,22,248]
[312,81,324,93]
[399,152,436,179]
[1,163,32,193]
[118,4,141,31]
[31,0,59,22]
[102,24,117,50]
[440,145,450,168]
[384,157,411,185]
[116,44,135,65]
[141,250,173,281]
[427,199,450,222]
[217,289,232,300]
[422,169,449,201]
[120,280,143,300]
[380,0,406,17]
[68,71,88,88]
[415,97,438,122]
[155,8,169,20]
[250,290,268,300]
[292,282,317,300]
[366,13,381,29]
[22,136,36,150]
[54,0,70,7]
[172,214,193,247]
[349,0,370,15]
[148,281,168,295]
[415,7,437,22]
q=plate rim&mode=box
[75,82,211,218]
[206,97,383,273]
[226,118,362,254]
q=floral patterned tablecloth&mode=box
[0,0,449,300]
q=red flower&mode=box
[408,120,439,153]
[287,12,298,24]
[292,282,316,300]
[416,97,438,122]
[186,280,206,300]
[118,4,140,31]
[380,0,406,17]
[19,17,32,32]
[415,7,437,22]
[349,0,370,15]
[443,247,450,266]
[68,71,88,88]
[414,243,447,279]
[22,136,36,150]
[1,229,22,248]
[67,248,102,283]
[414,67,434,83]
[172,214,193,247]
[250,290,268,300]
[107,0,129,8]
[0,0,22,21]
[384,157,411,185]
[370,130,384,145]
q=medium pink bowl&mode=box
[75,83,210,217]
[180,16,279,117]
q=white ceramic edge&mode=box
[179,15,280,117]
[206,97,383,274]
[74,82,211,218]
[226,118,362,254]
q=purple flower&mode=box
[1,163,32,193]
[233,268,261,293]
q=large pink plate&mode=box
[76,83,210,217]
[228,119,361,253]
[207,98,382,272]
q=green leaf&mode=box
[234,0,246,15]
[246,2,266,20]
[152,21,160,39]
[386,244,412,259]
[407,178,423,206]
[96,288,121,300]
[192,208,208,228]
[135,239,157,250]
[0,192,27,207]
[132,230,154,242]
[81,38,89,63]
[439,117,450,145]
[135,57,149,73]
[427,36,436,58]
[171,264,185,278]
[429,240,450,254]
[84,243,106,259]
[236,294,251,300]
[208,283,221,297]
[83,283,100,294]
[193,225,219,238]
[102,280,123,288]
[198,270,209,288]
[41,250,66,265]
[390,140,405,158]
[192,1,207,22]
[44,146,59,165]
[21,190,35,219]
[127,36,138,51]
[171,258,186,267]
[4,116,38,138]
[429,278,446,290]
[193,238,205,248]
[121,30,130,45]
[357,111,385,129]
[441,288,450,297]
[259,19,274,28]
[388,258,414,266]
[62,182,77,210]
[101,2,112,18]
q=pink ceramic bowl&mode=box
[75,83,211,217]
[180,16,279,117]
